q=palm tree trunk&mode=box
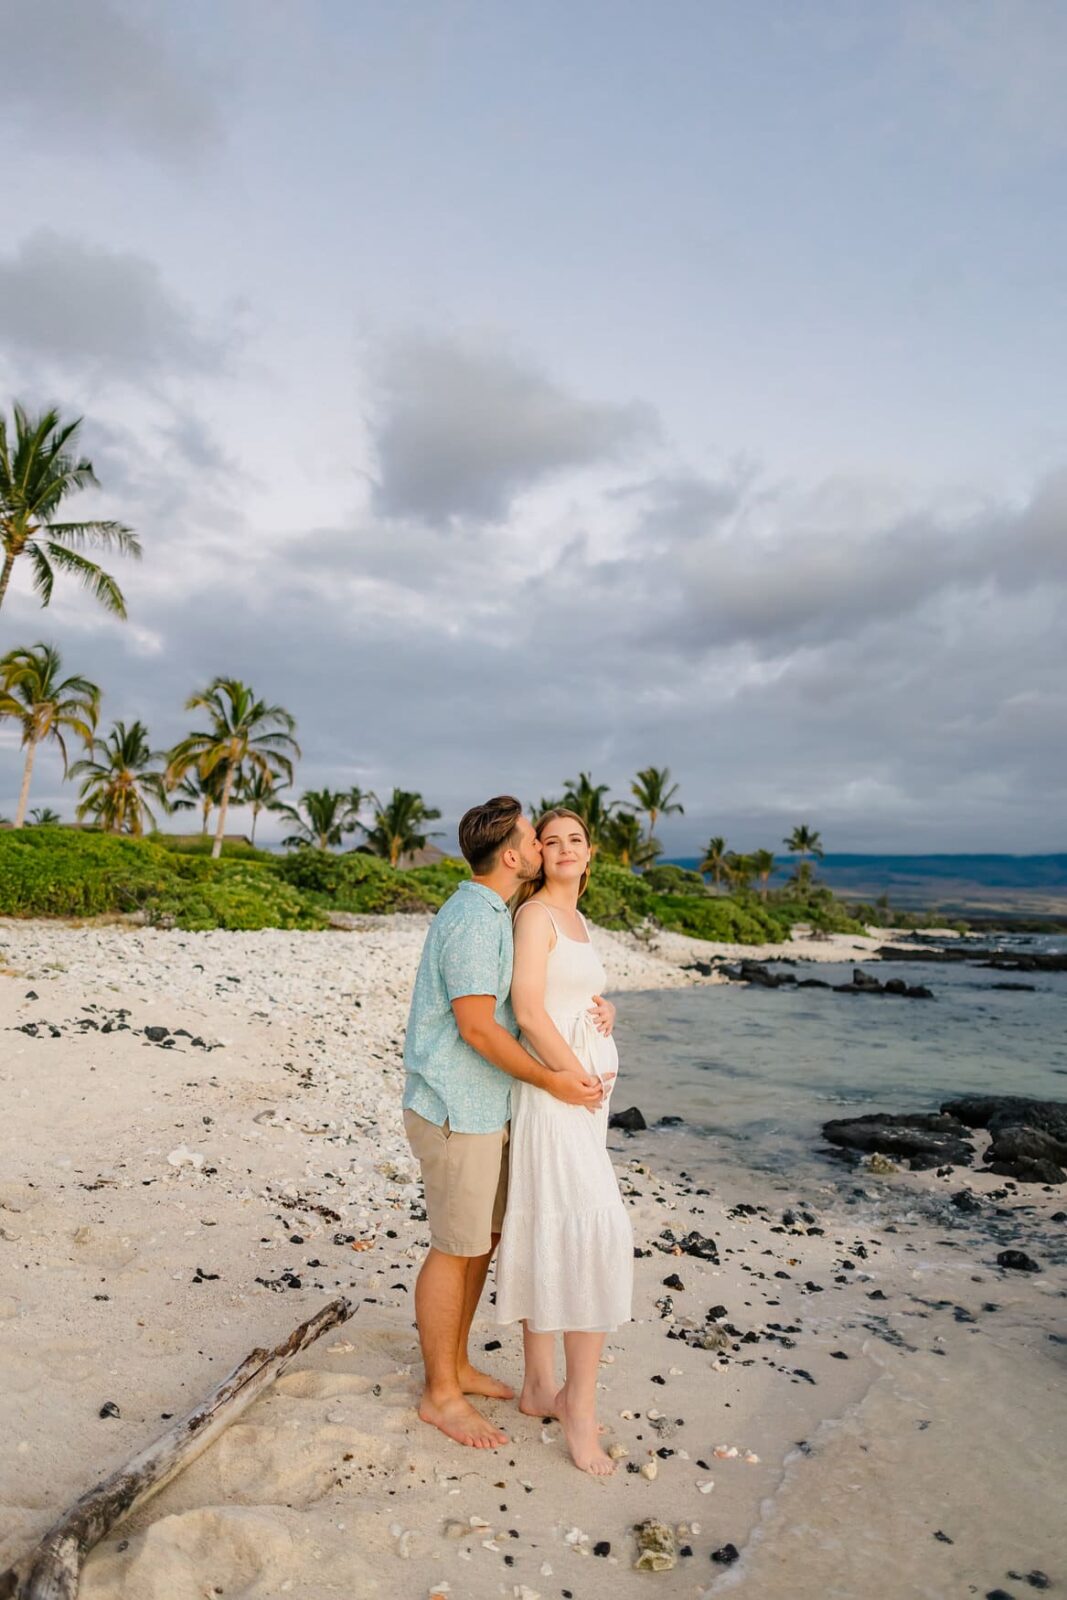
[211,764,235,860]
[250,804,259,845]
[0,548,17,613]
[14,739,37,828]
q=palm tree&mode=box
[790,859,815,896]
[630,765,684,840]
[698,835,728,887]
[168,766,226,835]
[28,807,62,826]
[529,795,563,821]
[602,809,661,869]
[0,642,99,827]
[239,766,288,845]
[363,788,442,868]
[784,824,824,865]
[724,851,756,893]
[69,719,168,835]
[560,772,617,854]
[167,679,299,860]
[0,404,140,618]
[273,787,365,851]
[750,847,777,900]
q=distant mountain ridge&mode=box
[668,853,1067,913]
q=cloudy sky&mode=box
[1,0,1065,853]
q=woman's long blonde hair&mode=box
[512,808,592,918]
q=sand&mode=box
[1,918,1063,1599]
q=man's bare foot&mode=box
[554,1383,615,1475]
[419,1392,508,1449]
[458,1363,516,1401]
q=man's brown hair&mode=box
[458,794,523,874]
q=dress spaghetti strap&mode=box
[514,899,560,939]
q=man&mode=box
[403,795,606,1449]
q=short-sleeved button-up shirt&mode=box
[402,880,517,1134]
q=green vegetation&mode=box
[0,403,140,618]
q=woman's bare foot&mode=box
[518,1380,560,1419]
[458,1363,515,1401]
[554,1383,615,1475]
[419,1392,508,1448]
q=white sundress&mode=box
[494,902,634,1333]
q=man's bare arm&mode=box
[451,995,604,1109]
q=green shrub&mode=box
[648,892,782,943]
[0,828,174,917]
[148,832,273,861]
[144,863,324,931]
[641,863,708,894]
[581,862,658,928]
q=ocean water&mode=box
[609,935,1067,1215]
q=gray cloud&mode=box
[371,332,660,523]
[2,344,1063,853]
[0,0,222,160]
[0,230,225,382]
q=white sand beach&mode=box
[1,919,1063,1599]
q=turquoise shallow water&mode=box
[608,937,1067,1209]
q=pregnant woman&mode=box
[494,807,634,1475]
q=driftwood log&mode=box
[0,1296,353,1600]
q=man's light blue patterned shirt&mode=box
[402,880,517,1134]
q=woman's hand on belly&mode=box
[588,994,616,1035]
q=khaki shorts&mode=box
[403,1108,509,1258]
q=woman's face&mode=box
[538,817,591,886]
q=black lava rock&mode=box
[144,1026,170,1043]
[99,1401,120,1418]
[950,1190,982,1213]
[711,1544,740,1564]
[821,1111,975,1168]
[996,1249,1040,1273]
[662,1273,685,1291]
[609,1105,647,1132]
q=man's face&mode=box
[510,814,543,882]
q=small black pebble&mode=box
[985,1591,1015,1600]
[679,1544,693,1557]
[650,1373,665,1384]
[663,1274,685,1290]
[483,1339,502,1351]
[933,1530,953,1544]
[593,1541,611,1557]
[99,1401,120,1418]
[503,1554,514,1566]
[711,1543,740,1565]
[830,1351,849,1360]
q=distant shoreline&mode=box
[669,852,1067,922]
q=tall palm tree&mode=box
[239,766,288,845]
[0,404,140,618]
[784,823,824,865]
[167,679,299,860]
[273,787,364,851]
[0,642,99,827]
[69,719,167,835]
[28,807,62,826]
[168,766,226,835]
[362,788,442,868]
[750,847,777,900]
[698,835,728,887]
[560,772,617,854]
[630,765,684,840]
[602,809,661,870]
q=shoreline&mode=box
[1,919,1063,1597]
